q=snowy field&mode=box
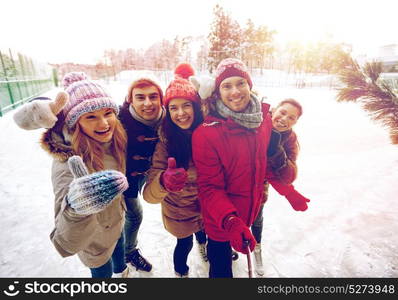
[0,81,397,278]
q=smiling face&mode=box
[272,103,300,132]
[219,76,251,112]
[77,108,117,143]
[130,85,162,121]
[168,98,194,130]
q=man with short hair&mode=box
[118,75,165,272]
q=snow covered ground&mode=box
[0,81,397,278]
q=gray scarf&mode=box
[129,105,164,128]
[215,94,263,129]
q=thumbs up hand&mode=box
[66,155,129,215]
[13,91,69,130]
[160,157,188,192]
[49,91,69,115]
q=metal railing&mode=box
[0,48,56,117]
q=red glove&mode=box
[160,157,188,192]
[269,180,310,211]
[224,216,256,254]
[286,190,310,211]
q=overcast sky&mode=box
[1,0,397,64]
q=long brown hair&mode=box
[162,101,204,169]
[70,118,127,174]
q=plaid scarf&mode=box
[215,94,263,129]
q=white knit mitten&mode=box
[189,75,215,100]
[13,91,69,130]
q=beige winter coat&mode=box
[41,128,126,268]
[143,133,203,239]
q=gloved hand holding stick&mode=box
[243,240,253,278]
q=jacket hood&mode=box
[40,127,75,162]
[156,124,167,144]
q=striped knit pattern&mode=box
[164,77,199,107]
[67,155,128,215]
[67,170,129,215]
[63,80,119,128]
[215,93,263,129]
[164,63,199,107]
[215,58,253,90]
[62,72,88,89]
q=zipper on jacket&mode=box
[247,131,257,225]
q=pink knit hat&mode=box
[62,78,119,128]
[62,72,88,89]
[214,58,253,90]
[164,63,199,107]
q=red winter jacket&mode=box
[192,103,272,241]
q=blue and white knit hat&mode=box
[63,79,119,128]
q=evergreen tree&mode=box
[242,21,275,73]
[0,51,17,78]
[303,43,319,73]
[180,36,193,63]
[242,19,256,71]
[254,25,276,72]
[337,59,398,144]
[320,43,351,74]
[285,41,351,74]
[196,37,209,72]
[207,4,242,72]
[286,41,305,73]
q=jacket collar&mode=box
[40,127,75,162]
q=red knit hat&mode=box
[214,58,253,90]
[127,73,164,104]
[164,63,199,106]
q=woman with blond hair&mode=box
[14,73,131,278]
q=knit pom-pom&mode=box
[62,72,88,89]
[174,63,195,79]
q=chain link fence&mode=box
[0,48,56,117]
